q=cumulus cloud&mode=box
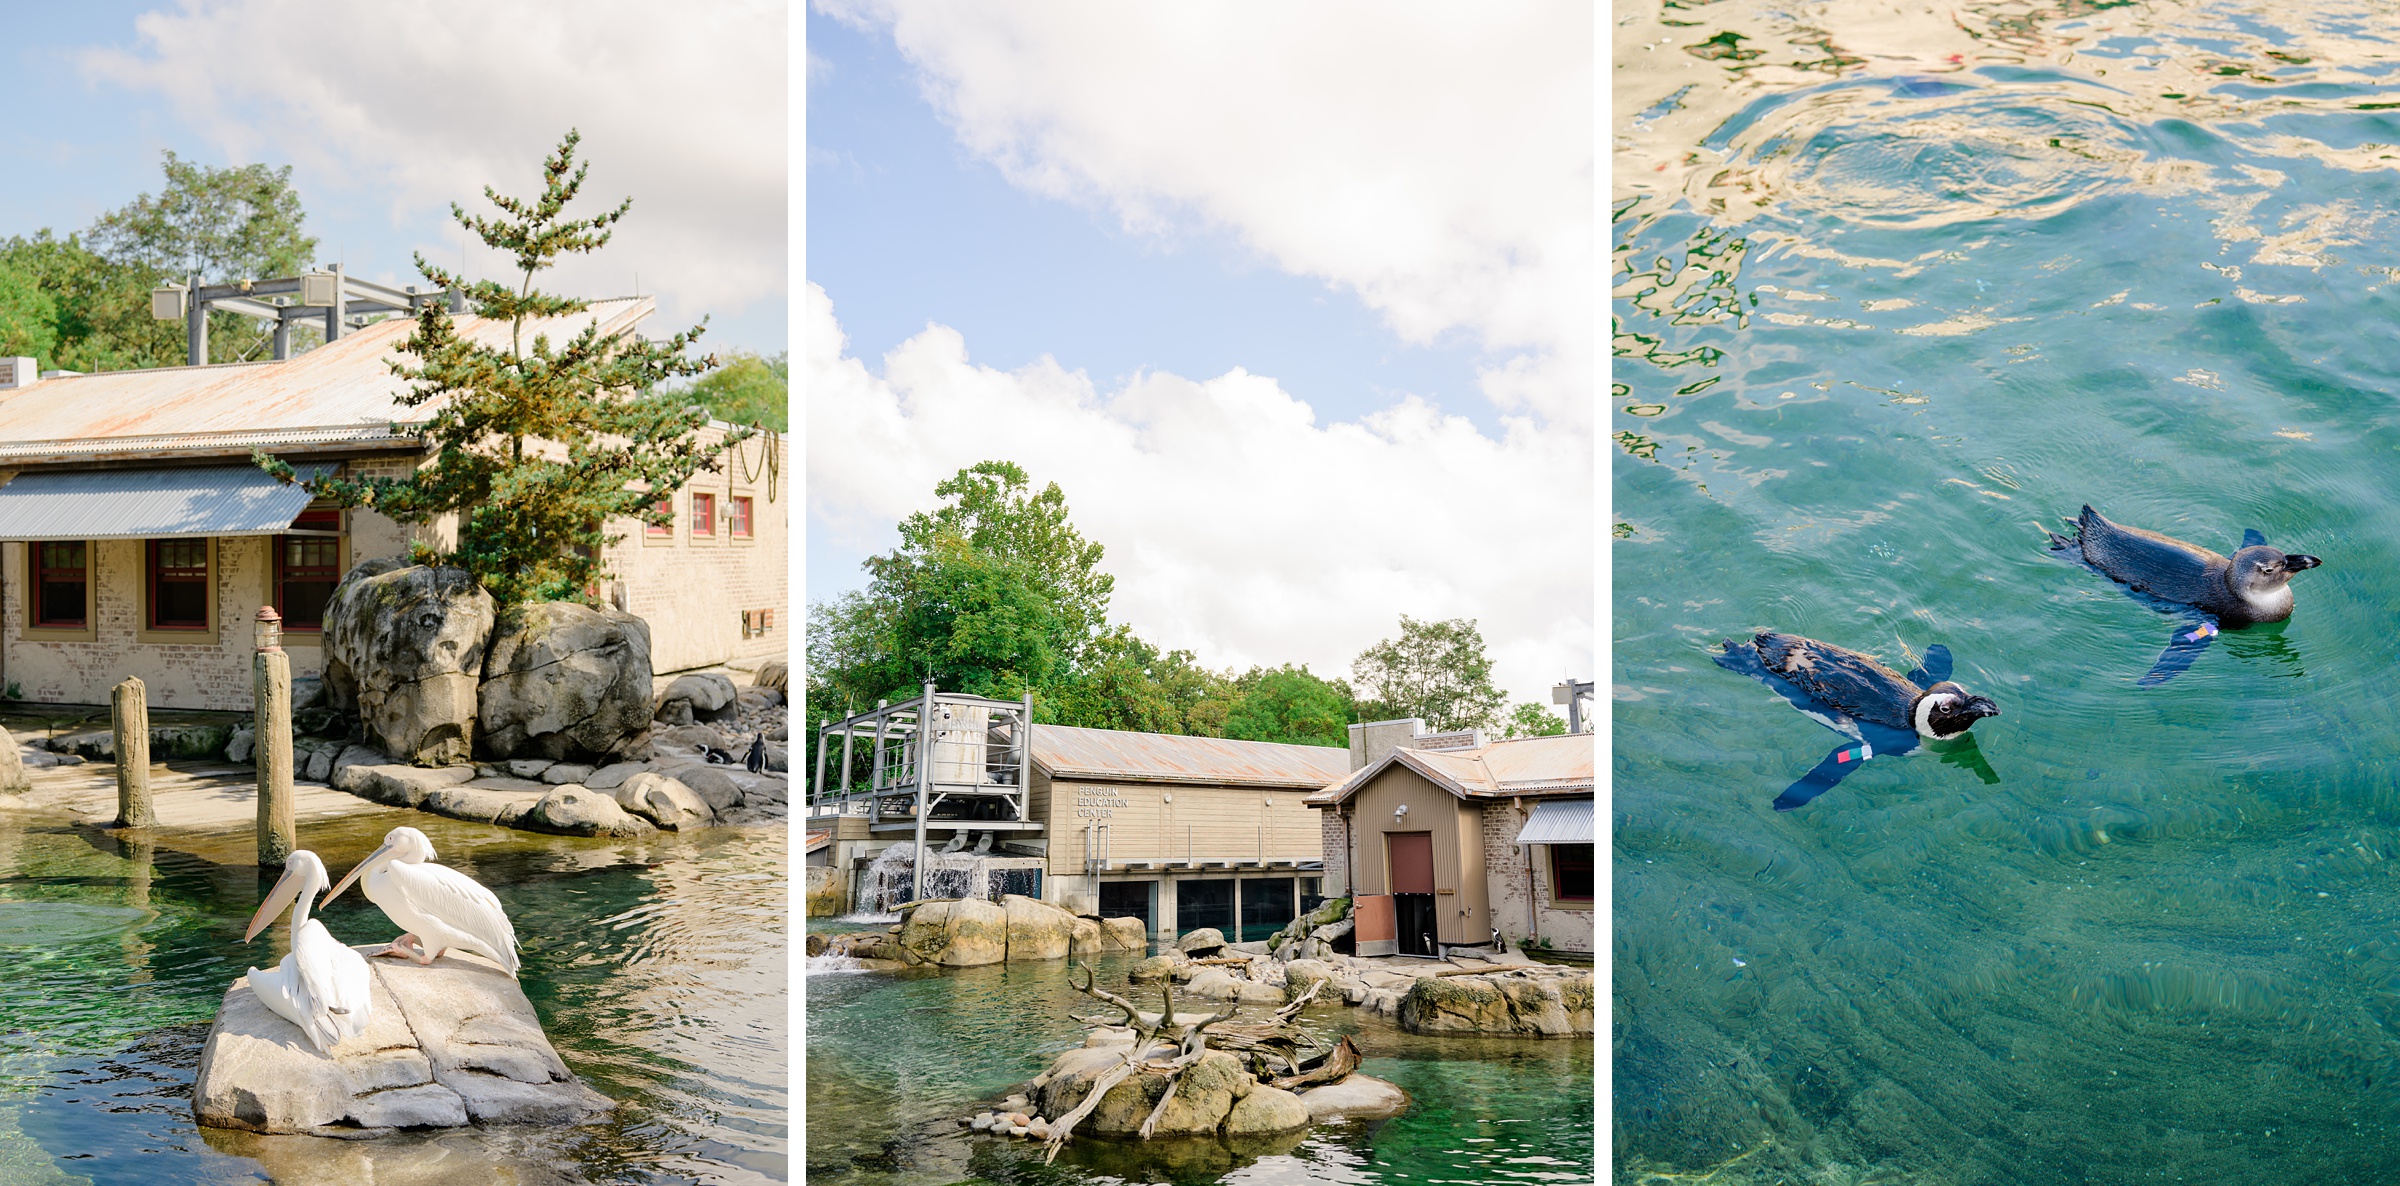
[808,285,1592,709]
[816,0,1594,424]
[84,0,785,335]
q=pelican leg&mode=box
[376,933,434,963]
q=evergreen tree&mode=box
[263,130,748,605]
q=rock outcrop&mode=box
[192,948,611,1136]
[653,673,737,727]
[478,602,655,764]
[0,727,26,795]
[1397,970,1595,1038]
[322,564,495,766]
[898,898,1011,967]
[612,772,714,831]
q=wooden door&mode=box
[1389,832,1435,894]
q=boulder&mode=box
[736,686,783,714]
[803,866,847,917]
[1069,915,1103,953]
[1222,1084,1313,1136]
[1297,1074,1409,1122]
[1181,968,1241,999]
[897,898,1010,967]
[192,947,610,1135]
[478,601,656,764]
[542,763,596,785]
[1176,928,1227,956]
[1283,959,1336,1003]
[1128,954,1184,984]
[1397,972,1591,1038]
[655,673,737,723]
[332,761,476,809]
[654,760,747,813]
[321,564,495,766]
[612,772,714,831]
[1001,894,1076,961]
[224,727,255,765]
[583,761,648,791]
[754,660,788,692]
[301,743,338,783]
[0,727,26,795]
[651,725,731,756]
[521,786,655,838]
[505,759,555,779]
[1101,916,1149,951]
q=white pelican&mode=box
[242,850,373,1055]
[324,826,520,977]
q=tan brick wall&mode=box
[1480,796,1594,954]
[598,426,788,673]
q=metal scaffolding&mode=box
[810,684,1039,900]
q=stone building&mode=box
[1306,720,1594,959]
[0,297,786,711]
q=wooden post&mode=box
[254,608,295,867]
[110,677,153,827]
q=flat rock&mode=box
[583,761,648,791]
[655,672,737,719]
[521,786,655,838]
[541,763,595,785]
[420,786,545,827]
[1297,1074,1410,1121]
[504,759,555,779]
[613,772,712,831]
[332,762,476,809]
[464,775,552,795]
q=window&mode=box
[1550,843,1593,903]
[646,495,674,538]
[147,539,210,630]
[34,541,86,628]
[728,494,753,538]
[275,510,343,631]
[690,492,715,537]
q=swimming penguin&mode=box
[1715,631,2001,811]
[2047,505,2321,685]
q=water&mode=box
[1616,3,2400,1182]
[0,805,785,1184]
[803,923,1593,1185]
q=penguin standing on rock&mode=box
[2047,505,2321,686]
[1716,631,2002,811]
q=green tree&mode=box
[1046,629,1237,735]
[1222,664,1356,747]
[1501,701,1566,739]
[1350,615,1507,732]
[265,130,745,606]
[87,151,317,283]
[0,258,59,364]
[684,350,786,430]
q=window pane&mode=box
[648,496,674,535]
[691,493,714,535]
[35,541,86,627]
[281,580,337,630]
[1176,878,1236,936]
[729,495,752,537]
[38,579,84,626]
[155,579,207,628]
[1551,843,1594,901]
[1238,878,1295,942]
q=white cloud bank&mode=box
[808,285,1592,709]
[84,0,785,338]
[817,0,1594,424]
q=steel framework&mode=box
[810,684,1039,900]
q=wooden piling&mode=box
[110,677,153,828]
[254,608,295,867]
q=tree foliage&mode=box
[684,350,786,431]
[1350,615,1507,732]
[1223,665,1357,748]
[86,151,317,283]
[264,130,746,606]
[1501,701,1567,739]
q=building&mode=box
[809,688,1348,940]
[1306,719,1594,959]
[0,293,786,710]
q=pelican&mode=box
[325,826,520,976]
[242,850,373,1055]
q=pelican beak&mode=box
[244,866,304,943]
[324,841,393,907]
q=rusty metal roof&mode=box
[1307,732,1594,807]
[1032,724,1350,789]
[0,298,652,459]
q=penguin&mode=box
[2047,505,2321,685]
[1716,631,2001,811]
[744,733,768,774]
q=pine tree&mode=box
[262,130,751,605]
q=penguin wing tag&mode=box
[1772,742,1875,812]
[1905,644,1953,687]
[2138,619,2218,687]
[2242,528,2266,549]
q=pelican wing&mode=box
[390,861,520,975]
[292,919,373,1049]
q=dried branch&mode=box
[1272,978,1325,1022]
[1069,963,1146,1034]
[1041,1055,1140,1164]
[1269,1035,1361,1092]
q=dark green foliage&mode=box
[86,152,316,283]
[1351,615,1507,732]
[263,131,748,606]
[1222,664,1357,747]
[1501,701,1567,739]
[1046,629,1237,736]
[684,350,786,431]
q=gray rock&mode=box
[612,773,713,831]
[753,660,787,692]
[582,761,648,790]
[348,1083,468,1129]
[1284,959,1337,1002]
[50,753,82,767]
[0,727,25,794]
[655,672,737,722]
[654,760,746,812]
[321,564,495,766]
[303,744,335,783]
[1297,1074,1409,1122]
[504,758,555,779]
[463,776,551,795]
[735,687,783,714]
[1176,927,1228,955]
[18,750,59,770]
[420,787,544,827]
[290,674,326,711]
[331,762,476,809]
[541,763,595,785]
[654,699,694,728]
[522,785,655,838]
[478,602,655,764]
[225,727,256,766]
[651,724,730,756]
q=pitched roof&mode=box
[1306,731,1593,807]
[1032,724,1350,789]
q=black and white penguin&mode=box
[2047,506,2321,684]
[1716,631,2001,811]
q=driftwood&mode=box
[1188,954,1256,966]
[1269,1035,1361,1092]
[1041,963,1252,1162]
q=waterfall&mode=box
[858,842,987,914]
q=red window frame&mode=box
[146,538,210,631]
[690,492,715,537]
[33,541,87,628]
[728,494,753,539]
[646,495,674,537]
[1550,843,1594,902]
[274,509,343,631]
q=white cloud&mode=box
[816,0,1593,424]
[83,0,785,338]
[808,284,1592,709]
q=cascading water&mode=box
[856,842,984,916]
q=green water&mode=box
[1615,3,2400,1182]
[0,805,785,1184]
[803,926,1593,1185]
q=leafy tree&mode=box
[87,151,317,283]
[1222,664,1356,748]
[0,258,58,364]
[264,130,744,606]
[1046,629,1238,735]
[685,350,786,431]
[1501,701,1566,739]
[1350,615,1507,732]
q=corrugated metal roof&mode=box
[0,298,652,456]
[1513,798,1593,845]
[1032,724,1350,789]
[1307,731,1594,806]
[0,462,333,540]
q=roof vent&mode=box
[1414,730,1484,753]
[0,357,37,390]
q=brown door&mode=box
[1389,832,1434,894]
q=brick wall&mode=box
[599,425,788,672]
[1320,808,1350,897]
[1480,796,1594,954]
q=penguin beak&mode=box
[2286,555,2322,572]
[1966,697,2001,719]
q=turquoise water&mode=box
[803,926,1593,1185]
[1616,3,2400,1182]
[0,808,785,1184]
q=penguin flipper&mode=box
[2242,528,2266,549]
[2137,619,2219,687]
[1905,644,1953,686]
[1772,741,1874,811]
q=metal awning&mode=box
[1513,797,1593,846]
[0,463,332,541]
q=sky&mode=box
[0,1,787,356]
[805,1,1597,710]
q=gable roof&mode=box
[1306,731,1593,807]
[1032,723,1350,790]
